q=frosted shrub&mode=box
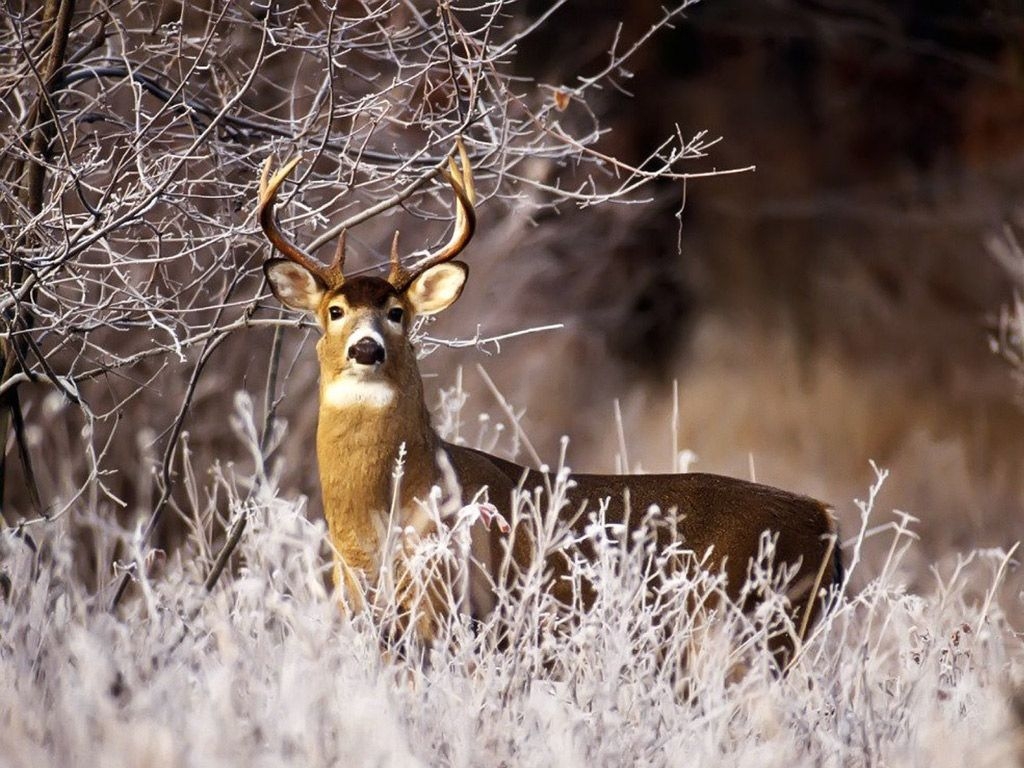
[1,419,1021,767]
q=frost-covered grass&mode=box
[1,414,1022,767]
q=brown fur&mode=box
[262,222,840,664]
[264,266,839,663]
[447,444,839,659]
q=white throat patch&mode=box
[322,377,396,410]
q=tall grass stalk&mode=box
[1,396,1021,767]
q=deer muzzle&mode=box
[347,336,386,366]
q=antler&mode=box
[259,138,474,289]
[257,156,346,286]
[388,138,476,289]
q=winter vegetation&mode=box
[2,1,1023,766]
[1,404,1022,766]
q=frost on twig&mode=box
[0,2,736,551]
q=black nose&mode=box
[348,337,385,366]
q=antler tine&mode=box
[387,231,405,286]
[330,229,347,275]
[393,138,476,288]
[257,156,335,285]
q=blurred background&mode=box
[3,0,1023,591]
[426,0,1024,582]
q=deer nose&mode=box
[347,336,386,366]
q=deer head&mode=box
[257,141,476,409]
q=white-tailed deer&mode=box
[257,141,841,660]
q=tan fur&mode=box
[448,446,838,642]
[267,270,838,657]
[257,148,840,661]
[304,281,453,636]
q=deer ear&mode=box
[264,258,326,313]
[405,262,468,315]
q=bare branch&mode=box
[0,1,738,607]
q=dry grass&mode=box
[1,396,1021,767]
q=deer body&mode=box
[257,142,841,653]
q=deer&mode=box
[256,140,842,665]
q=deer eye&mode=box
[387,307,404,323]
[328,306,344,321]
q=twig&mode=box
[1,0,75,528]
[305,160,446,253]
[420,322,564,351]
[475,363,543,470]
[202,322,286,595]
[109,326,233,610]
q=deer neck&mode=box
[315,375,442,574]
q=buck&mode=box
[257,141,841,660]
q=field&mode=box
[1,405,1021,766]
[3,2,1024,766]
